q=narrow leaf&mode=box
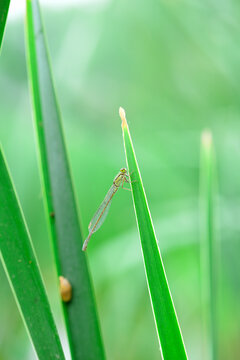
[25,0,105,359]
[0,148,65,360]
[200,131,218,360]
[0,0,10,50]
[120,107,188,360]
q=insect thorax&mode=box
[113,173,125,187]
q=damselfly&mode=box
[82,168,130,251]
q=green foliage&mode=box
[0,0,10,49]
[25,0,105,358]
[0,148,65,360]
[121,109,188,359]
[0,1,240,359]
[200,131,218,360]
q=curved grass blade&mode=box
[0,148,65,360]
[200,131,218,360]
[0,0,10,50]
[120,107,188,360]
[25,0,105,358]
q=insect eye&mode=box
[120,168,126,173]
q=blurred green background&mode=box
[0,0,240,359]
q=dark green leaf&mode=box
[25,0,105,358]
[0,148,65,360]
[0,0,10,50]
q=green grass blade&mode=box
[120,108,188,360]
[0,0,10,50]
[200,131,218,360]
[0,148,65,360]
[25,0,105,359]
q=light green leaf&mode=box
[200,131,218,360]
[120,108,188,360]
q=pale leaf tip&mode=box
[119,106,127,128]
[201,129,212,148]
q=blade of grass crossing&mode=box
[0,0,10,50]
[200,131,218,360]
[0,148,65,360]
[120,108,188,360]
[25,1,105,359]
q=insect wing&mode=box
[88,185,117,234]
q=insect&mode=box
[82,168,131,251]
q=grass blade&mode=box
[0,148,65,360]
[120,108,188,360]
[0,0,10,50]
[25,0,105,358]
[200,131,218,360]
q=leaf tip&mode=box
[119,106,127,129]
[201,129,212,148]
